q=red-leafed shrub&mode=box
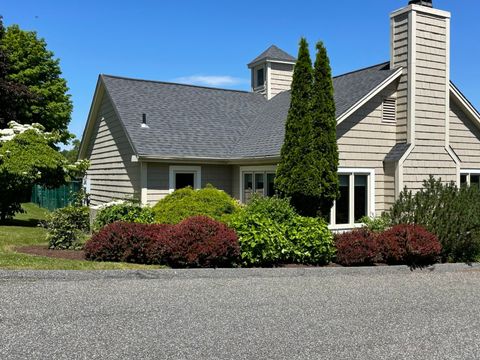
[149,216,240,268]
[84,222,172,263]
[334,228,381,266]
[379,224,441,266]
[84,217,240,268]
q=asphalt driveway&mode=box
[1,265,480,359]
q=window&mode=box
[256,68,264,88]
[175,173,194,190]
[461,171,480,189]
[169,166,201,193]
[382,98,396,123]
[240,166,277,202]
[331,170,375,227]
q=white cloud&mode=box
[173,75,249,87]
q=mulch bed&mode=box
[14,245,86,261]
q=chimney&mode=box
[390,1,450,145]
[408,0,433,7]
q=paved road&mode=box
[1,265,480,359]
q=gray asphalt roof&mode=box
[248,45,296,67]
[101,62,398,160]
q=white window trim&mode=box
[460,169,480,186]
[329,168,376,231]
[239,165,277,203]
[169,165,201,193]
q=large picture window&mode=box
[331,169,375,228]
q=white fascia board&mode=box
[78,78,104,160]
[336,68,403,125]
[450,83,480,130]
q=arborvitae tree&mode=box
[311,41,339,218]
[275,38,318,216]
[1,23,72,141]
[0,16,31,127]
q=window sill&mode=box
[328,223,364,232]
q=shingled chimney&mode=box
[390,0,450,145]
[390,1,457,192]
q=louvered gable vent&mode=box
[382,98,396,123]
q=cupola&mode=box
[247,45,296,100]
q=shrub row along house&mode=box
[79,0,480,230]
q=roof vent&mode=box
[141,113,149,128]
[408,0,433,7]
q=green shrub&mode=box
[288,216,335,265]
[360,213,391,233]
[153,185,240,224]
[229,196,334,266]
[93,202,155,231]
[45,206,90,249]
[390,177,480,262]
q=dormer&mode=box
[247,45,296,100]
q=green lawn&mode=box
[0,203,160,270]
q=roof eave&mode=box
[247,58,296,68]
[137,154,281,165]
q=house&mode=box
[79,0,480,230]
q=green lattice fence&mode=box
[31,181,82,211]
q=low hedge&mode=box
[334,228,380,266]
[84,216,240,268]
[335,224,441,267]
[152,185,240,224]
[379,224,441,266]
[148,216,240,268]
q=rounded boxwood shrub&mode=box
[148,216,240,268]
[84,222,172,263]
[93,202,155,231]
[379,224,441,266]
[152,185,240,224]
[334,228,380,266]
[45,206,90,249]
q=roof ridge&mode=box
[333,61,390,79]
[100,74,258,95]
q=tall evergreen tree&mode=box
[1,24,72,140]
[0,16,31,127]
[311,41,339,218]
[275,38,318,216]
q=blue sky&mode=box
[3,0,480,147]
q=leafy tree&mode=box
[61,138,81,163]
[1,23,72,140]
[0,129,67,221]
[0,16,32,127]
[275,38,318,216]
[311,41,339,217]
